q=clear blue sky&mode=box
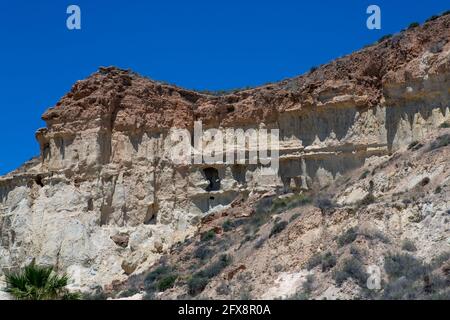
[0,1,448,174]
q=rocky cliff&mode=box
[0,14,449,295]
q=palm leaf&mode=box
[3,261,78,300]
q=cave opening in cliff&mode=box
[203,167,220,191]
[87,198,94,211]
[35,175,44,187]
[144,203,157,225]
[42,143,50,160]
[231,165,247,184]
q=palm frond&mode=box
[3,261,78,300]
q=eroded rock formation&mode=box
[0,15,449,290]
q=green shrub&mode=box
[430,134,450,150]
[382,277,417,300]
[254,237,266,249]
[200,229,216,242]
[287,290,309,300]
[425,15,439,22]
[289,213,301,222]
[430,251,450,269]
[430,290,450,300]
[188,254,232,295]
[401,239,417,252]
[216,236,233,252]
[359,170,370,179]
[310,66,318,73]
[157,274,177,291]
[270,194,311,214]
[240,289,253,300]
[145,265,171,284]
[270,221,288,238]
[366,252,450,300]
[142,291,155,300]
[61,292,82,300]
[306,252,336,272]
[118,288,139,298]
[216,281,231,296]
[337,227,358,247]
[425,274,448,293]
[240,234,257,247]
[198,254,231,279]
[302,274,315,294]
[82,287,108,300]
[321,252,337,272]
[382,272,448,300]
[359,228,390,244]
[358,193,376,207]
[333,257,368,287]
[443,10,450,16]
[188,276,209,296]
[408,211,424,223]
[377,34,392,43]
[408,22,420,29]
[144,264,176,292]
[273,264,283,273]
[306,253,322,270]
[384,253,428,281]
[222,219,234,232]
[4,261,79,300]
[194,245,213,260]
[315,197,336,213]
[349,245,362,259]
[288,274,315,300]
[247,213,267,231]
[247,200,273,230]
[439,121,450,128]
[379,252,450,299]
[420,177,430,186]
[250,194,305,232]
[408,140,420,150]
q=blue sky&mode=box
[0,1,448,174]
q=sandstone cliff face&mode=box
[0,15,449,290]
[148,128,449,300]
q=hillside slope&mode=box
[116,126,450,300]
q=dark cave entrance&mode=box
[203,167,220,192]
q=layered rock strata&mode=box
[0,15,449,288]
